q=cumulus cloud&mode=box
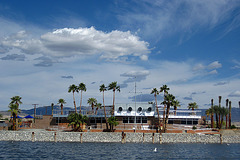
[120,70,150,87]
[228,91,240,97]
[0,27,150,62]
[207,61,222,69]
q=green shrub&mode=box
[192,126,197,130]
[230,125,236,129]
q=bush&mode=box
[192,126,197,130]
[230,125,236,129]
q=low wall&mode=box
[0,131,240,143]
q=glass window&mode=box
[123,117,128,123]
[142,117,147,123]
[136,117,141,123]
[129,117,134,123]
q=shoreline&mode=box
[0,130,240,144]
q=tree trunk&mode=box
[220,117,224,129]
[80,91,82,114]
[73,92,77,113]
[225,114,228,129]
[155,95,160,132]
[112,90,115,116]
[61,104,63,115]
[211,114,214,128]
[229,101,232,127]
[218,113,221,128]
[215,113,219,128]
[103,92,109,129]
[163,105,166,130]
[164,103,170,132]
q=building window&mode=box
[136,117,141,123]
[123,117,128,123]
[142,117,147,123]
[129,117,134,123]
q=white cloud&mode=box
[208,70,218,75]
[229,91,240,97]
[0,27,150,62]
[207,61,222,69]
[119,0,240,39]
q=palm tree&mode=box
[151,88,160,131]
[172,99,180,115]
[108,82,120,116]
[10,96,22,106]
[95,103,102,115]
[78,83,86,114]
[58,99,66,115]
[8,103,19,130]
[164,94,175,132]
[68,84,78,113]
[229,101,232,127]
[108,116,119,132]
[211,99,214,128]
[205,108,214,127]
[51,103,54,115]
[213,105,220,128]
[100,84,109,129]
[219,107,229,129]
[218,96,222,127]
[225,99,229,129]
[160,85,170,131]
[188,102,198,111]
[67,113,88,132]
[9,96,22,130]
[87,98,97,112]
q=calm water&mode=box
[0,141,239,160]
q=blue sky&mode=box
[0,0,240,110]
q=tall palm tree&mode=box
[188,102,198,111]
[87,98,97,112]
[219,107,229,129]
[229,101,232,128]
[160,85,170,130]
[10,96,22,106]
[205,108,214,127]
[211,99,214,128]
[218,96,222,127]
[78,83,86,114]
[225,99,229,129]
[10,96,22,130]
[100,84,108,129]
[172,99,180,115]
[151,88,160,131]
[68,84,78,113]
[8,103,19,130]
[51,103,54,115]
[95,103,102,115]
[164,94,175,132]
[58,99,66,115]
[108,82,120,116]
[213,105,220,128]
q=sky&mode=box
[0,0,240,110]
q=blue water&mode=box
[0,141,239,159]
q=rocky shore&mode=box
[0,130,240,143]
